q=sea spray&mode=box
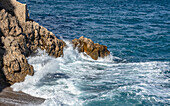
[11,40,170,105]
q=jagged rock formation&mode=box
[0,8,65,84]
[72,36,110,60]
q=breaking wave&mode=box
[11,41,170,105]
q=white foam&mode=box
[11,40,170,105]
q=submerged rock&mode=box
[72,36,110,60]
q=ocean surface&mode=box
[12,0,170,105]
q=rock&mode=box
[72,36,110,60]
[38,26,66,58]
[3,50,33,84]
[0,0,29,22]
[0,8,66,84]
[0,87,45,105]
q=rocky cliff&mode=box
[0,8,65,85]
[0,0,110,86]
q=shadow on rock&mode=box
[0,29,10,92]
[0,0,15,16]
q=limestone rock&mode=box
[0,8,66,84]
[38,26,66,58]
[3,50,33,84]
[72,36,110,60]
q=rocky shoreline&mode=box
[0,0,110,105]
[0,87,45,105]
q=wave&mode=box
[11,41,170,105]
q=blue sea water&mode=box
[12,0,170,105]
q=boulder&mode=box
[72,36,110,60]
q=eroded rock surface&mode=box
[0,9,65,84]
[72,36,110,60]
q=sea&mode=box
[12,0,170,105]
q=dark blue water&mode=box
[14,0,170,105]
[19,0,170,62]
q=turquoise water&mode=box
[12,0,170,105]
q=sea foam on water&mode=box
[12,40,170,105]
